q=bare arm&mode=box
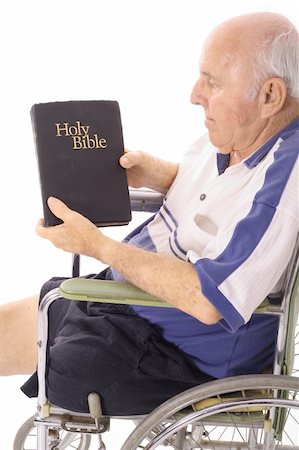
[97,236,221,324]
[37,198,221,325]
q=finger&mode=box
[119,155,131,168]
[35,220,48,238]
[36,218,65,242]
[37,218,44,227]
[47,197,72,221]
[119,151,143,169]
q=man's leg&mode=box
[0,295,38,375]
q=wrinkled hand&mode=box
[120,149,178,194]
[36,197,103,258]
[119,150,152,188]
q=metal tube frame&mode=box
[32,193,298,450]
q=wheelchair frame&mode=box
[13,189,299,450]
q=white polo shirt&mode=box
[112,118,299,378]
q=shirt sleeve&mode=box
[189,210,297,332]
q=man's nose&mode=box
[191,79,207,107]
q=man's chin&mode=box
[207,131,232,154]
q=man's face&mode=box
[191,31,264,154]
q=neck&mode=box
[229,150,244,166]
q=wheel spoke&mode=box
[121,376,299,450]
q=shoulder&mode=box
[274,117,299,161]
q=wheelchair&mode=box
[14,190,299,450]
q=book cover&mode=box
[31,100,132,227]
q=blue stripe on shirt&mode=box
[160,205,187,258]
[195,128,298,331]
[245,117,299,169]
[163,204,188,256]
[158,210,173,232]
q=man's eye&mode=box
[208,80,219,89]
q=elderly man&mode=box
[1,12,298,415]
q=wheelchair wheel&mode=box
[13,415,92,450]
[121,374,299,450]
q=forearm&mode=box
[94,234,221,325]
[146,155,179,194]
[37,197,220,324]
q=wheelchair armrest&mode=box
[129,188,164,212]
[60,278,272,313]
[254,298,270,313]
[60,278,172,308]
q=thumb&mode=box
[47,197,72,221]
[119,151,144,169]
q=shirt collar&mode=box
[216,153,230,174]
[244,117,299,169]
[216,117,299,174]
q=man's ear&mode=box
[259,78,287,118]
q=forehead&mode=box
[199,28,251,79]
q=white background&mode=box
[0,0,298,448]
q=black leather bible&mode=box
[31,100,132,227]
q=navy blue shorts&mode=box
[21,270,214,415]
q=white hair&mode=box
[247,27,299,101]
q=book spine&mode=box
[30,107,50,225]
